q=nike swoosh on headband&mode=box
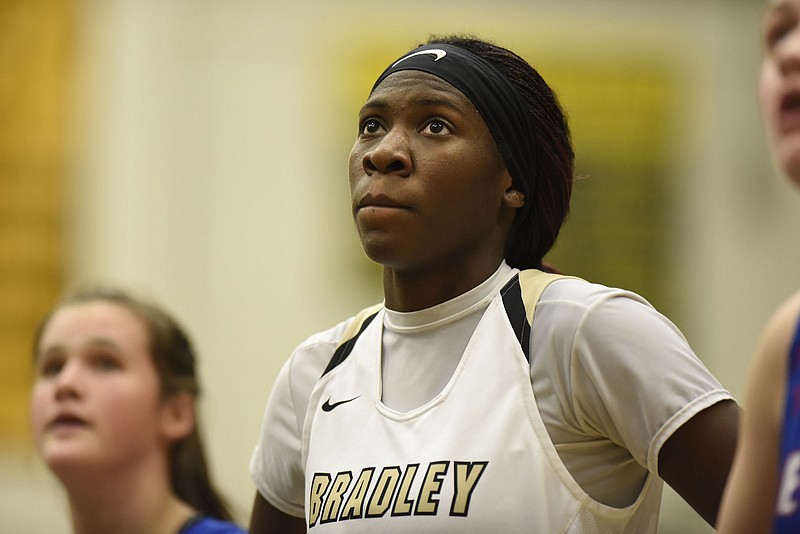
[391,48,446,68]
[321,395,360,412]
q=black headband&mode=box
[371,43,537,202]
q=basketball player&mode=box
[718,1,800,532]
[249,35,740,533]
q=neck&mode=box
[60,453,194,534]
[383,258,504,312]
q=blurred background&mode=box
[0,0,795,532]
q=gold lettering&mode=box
[321,472,352,524]
[366,466,401,518]
[308,473,331,527]
[415,461,449,515]
[392,463,419,516]
[340,468,375,520]
[451,461,488,516]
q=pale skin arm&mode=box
[716,292,800,534]
[249,491,306,534]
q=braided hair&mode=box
[425,35,574,271]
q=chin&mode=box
[778,151,800,187]
[39,439,98,474]
[772,132,800,183]
[359,235,402,267]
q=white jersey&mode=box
[250,267,733,532]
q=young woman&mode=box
[30,287,246,534]
[249,35,740,533]
[718,2,800,532]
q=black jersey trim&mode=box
[322,311,380,377]
[500,274,531,361]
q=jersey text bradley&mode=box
[308,460,488,527]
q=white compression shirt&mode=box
[250,262,733,511]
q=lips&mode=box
[779,90,800,133]
[49,412,89,431]
[782,91,800,111]
[357,192,408,210]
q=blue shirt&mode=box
[179,516,247,534]
[776,314,800,533]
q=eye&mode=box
[421,118,451,136]
[764,13,797,50]
[38,357,65,378]
[359,118,384,136]
[766,24,791,49]
[92,354,122,372]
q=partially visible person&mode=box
[717,2,800,533]
[249,34,739,533]
[29,286,246,534]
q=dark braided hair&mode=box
[425,34,574,271]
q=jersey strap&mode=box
[500,269,571,361]
[322,303,382,377]
[323,269,569,375]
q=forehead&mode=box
[766,0,800,14]
[40,301,148,348]
[366,70,476,110]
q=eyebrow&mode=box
[359,96,469,117]
[37,338,122,360]
[762,1,794,36]
[765,1,791,18]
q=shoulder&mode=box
[537,276,652,309]
[759,290,800,362]
[746,290,800,419]
[180,516,247,534]
[530,276,705,393]
[293,303,383,354]
[533,277,666,339]
[717,291,800,532]
[280,305,383,394]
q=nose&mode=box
[363,130,412,178]
[54,360,83,400]
[776,30,800,76]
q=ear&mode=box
[502,187,526,209]
[159,391,195,443]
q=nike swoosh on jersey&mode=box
[321,395,360,412]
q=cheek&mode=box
[97,380,163,439]
[348,145,362,184]
[29,384,50,443]
[759,65,780,130]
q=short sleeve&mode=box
[531,279,733,477]
[568,286,732,473]
[249,325,349,517]
[249,355,306,517]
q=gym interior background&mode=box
[1,1,791,533]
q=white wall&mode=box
[3,1,797,533]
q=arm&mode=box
[247,326,349,534]
[249,492,306,534]
[558,285,740,521]
[658,398,740,526]
[716,293,800,533]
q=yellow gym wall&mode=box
[0,0,72,444]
